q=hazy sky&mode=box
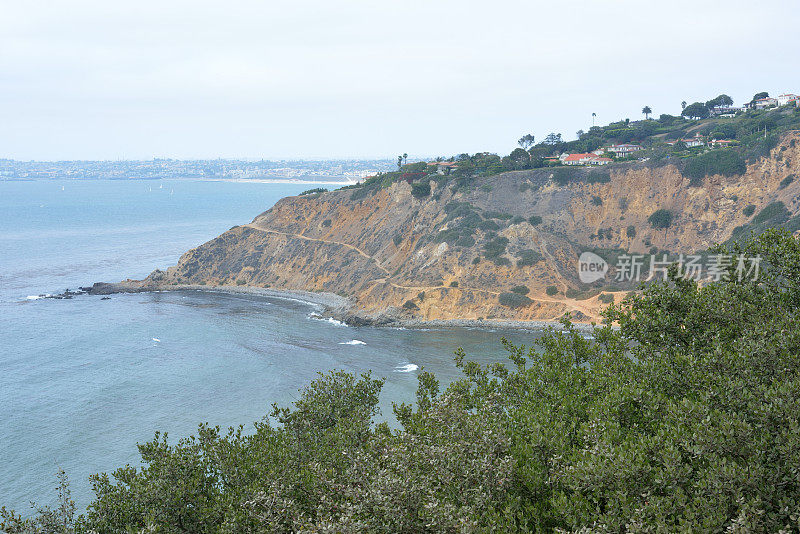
[2,1,799,160]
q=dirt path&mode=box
[244,223,600,320]
[244,224,392,276]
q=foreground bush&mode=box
[4,229,800,532]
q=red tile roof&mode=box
[563,153,593,162]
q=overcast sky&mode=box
[2,0,799,161]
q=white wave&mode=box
[339,339,366,345]
[25,294,51,301]
[394,363,419,373]
[309,313,347,327]
[151,338,161,343]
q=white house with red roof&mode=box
[559,153,612,166]
[667,134,705,148]
[751,97,779,110]
[777,94,799,107]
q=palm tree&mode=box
[403,153,408,165]
[642,106,652,120]
[592,112,596,127]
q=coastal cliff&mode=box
[129,133,800,325]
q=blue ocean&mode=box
[0,179,540,512]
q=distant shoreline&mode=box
[0,177,359,186]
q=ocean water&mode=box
[0,179,542,512]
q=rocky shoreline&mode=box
[74,282,599,332]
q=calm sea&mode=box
[0,179,540,512]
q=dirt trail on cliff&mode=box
[243,222,601,320]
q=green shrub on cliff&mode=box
[410,180,431,198]
[683,149,746,183]
[498,291,532,308]
[515,248,542,267]
[5,230,800,533]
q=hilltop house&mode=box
[777,93,800,107]
[559,153,612,166]
[747,97,779,110]
[684,134,705,148]
[667,134,705,148]
[427,161,458,175]
[710,106,744,117]
[710,139,736,147]
[605,144,643,158]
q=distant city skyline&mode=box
[2,0,799,160]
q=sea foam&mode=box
[339,339,366,345]
[309,313,348,327]
[394,363,419,373]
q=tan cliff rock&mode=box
[136,133,800,325]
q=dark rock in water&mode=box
[87,281,150,295]
[88,282,118,295]
[101,297,111,300]
[335,309,398,327]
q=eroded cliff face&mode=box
[145,133,800,323]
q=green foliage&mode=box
[743,204,756,217]
[681,101,710,119]
[299,187,328,196]
[322,218,332,228]
[516,248,542,267]
[780,174,795,189]
[436,202,483,246]
[648,208,674,229]
[527,215,542,226]
[511,285,529,295]
[483,236,509,261]
[236,279,247,286]
[706,93,734,109]
[598,293,614,304]
[449,281,459,288]
[454,235,475,247]
[545,285,559,296]
[402,299,419,310]
[684,150,746,182]
[552,168,574,186]
[753,201,789,225]
[410,180,431,198]
[626,225,637,238]
[478,219,500,231]
[590,195,602,206]
[565,287,600,300]
[498,291,532,308]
